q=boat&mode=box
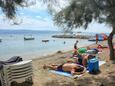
[88,33,108,41]
[88,38,104,41]
[42,40,49,42]
[76,31,82,33]
[0,39,2,42]
[24,37,35,40]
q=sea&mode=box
[0,30,96,60]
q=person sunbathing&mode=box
[72,52,96,67]
[81,54,95,67]
[72,48,89,66]
[97,44,108,49]
[43,62,86,75]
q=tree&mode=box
[0,0,114,59]
[53,0,115,60]
[0,0,26,19]
[0,0,36,19]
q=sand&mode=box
[32,39,115,86]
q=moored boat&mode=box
[42,40,49,42]
[0,39,2,42]
[24,37,35,40]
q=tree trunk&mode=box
[108,27,115,60]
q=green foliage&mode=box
[0,0,25,19]
[53,0,115,60]
[54,0,115,30]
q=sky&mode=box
[0,0,112,33]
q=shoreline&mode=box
[32,42,97,61]
[32,39,115,86]
[25,41,95,60]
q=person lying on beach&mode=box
[72,47,86,65]
[73,47,87,57]
[72,46,98,66]
[82,54,96,67]
[43,62,86,75]
[86,46,102,54]
[97,44,108,49]
[71,54,95,67]
[86,47,99,54]
[71,49,96,67]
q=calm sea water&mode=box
[0,30,95,60]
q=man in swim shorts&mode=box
[43,62,86,75]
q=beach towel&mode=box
[50,61,106,78]
[0,56,23,70]
[49,64,85,78]
[99,61,106,66]
[50,70,83,78]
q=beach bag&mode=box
[88,58,99,74]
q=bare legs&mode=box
[43,64,58,70]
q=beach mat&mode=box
[99,61,106,66]
[50,61,106,78]
[50,70,82,78]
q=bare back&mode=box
[62,63,79,72]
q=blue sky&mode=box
[0,0,112,33]
[0,1,57,30]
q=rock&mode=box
[56,51,63,54]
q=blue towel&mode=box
[50,70,72,77]
[50,70,82,78]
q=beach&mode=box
[0,30,114,86]
[32,38,115,86]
